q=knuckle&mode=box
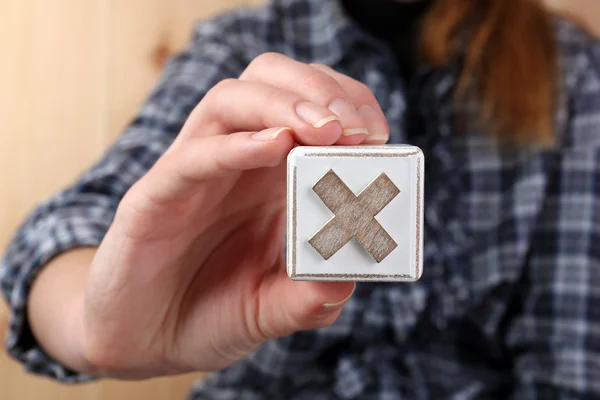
[202,78,239,109]
[208,78,238,98]
[221,131,238,149]
[355,81,376,102]
[246,52,284,73]
[213,136,238,172]
[300,69,345,104]
[264,87,294,108]
[310,63,379,107]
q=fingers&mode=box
[310,64,390,144]
[137,128,295,203]
[240,53,388,143]
[241,53,368,142]
[257,268,356,338]
[181,79,344,146]
[181,53,388,147]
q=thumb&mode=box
[257,269,356,339]
[134,127,296,205]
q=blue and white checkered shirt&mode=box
[3,0,600,398]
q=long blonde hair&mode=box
[421,0,558,145]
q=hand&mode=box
[82,53,390,378]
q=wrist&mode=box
[27,248,103,377]
[69,292,102,377]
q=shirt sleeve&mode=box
[0,17,247,383]
[506,34,600,399]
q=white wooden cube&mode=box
[286,145,424,282]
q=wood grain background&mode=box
[0,0,597,399]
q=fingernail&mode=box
[314,115,342,128]
[321,283,356,312]
[328,99,369,137]
[343,128,369,136]
[251,127,291,141]
[364,134,388,143]
[358,105,389,142]
[295,102,341,129]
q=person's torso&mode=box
[182,0,600,398]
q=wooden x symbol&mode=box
[309,170,400,263]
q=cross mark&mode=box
[309,170,400,263]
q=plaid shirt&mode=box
[3,0,600,398]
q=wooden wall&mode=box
[0,0,597,399]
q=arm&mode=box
[2,12,376,381]
[0,22,242,381]
[27,248,95,375]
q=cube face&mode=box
[287,145,424,282]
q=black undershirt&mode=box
[341,0,431,82]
